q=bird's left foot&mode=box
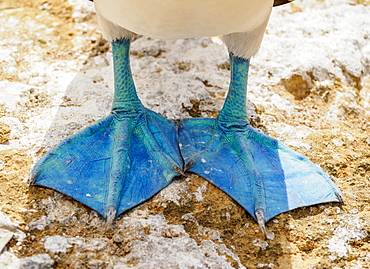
[179,53,342,232]
[179,116,342,232]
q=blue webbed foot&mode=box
[179,53,342,232]
[179,117,342,231]
[31,39,183,223]
[32,108,182,221]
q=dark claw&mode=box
[172,165,186,177]
[30,173,37,185]
[184,159,195,171]
[174,120,184,128]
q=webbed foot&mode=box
[31,39,183,220]
[179,53,342,229]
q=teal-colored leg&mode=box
[179,53,342,232]
[31,39,183,224]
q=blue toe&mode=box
[32,108,182,219]
[179,117,342,223]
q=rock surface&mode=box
[0,0,370,268]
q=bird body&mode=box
[94,0,273,39]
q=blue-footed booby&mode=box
[31,0,342,233]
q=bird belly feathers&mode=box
[94,0,273,39]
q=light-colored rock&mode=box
[19,254,54,269]
[43,235,72,254]
[0,0,369,268]
[0,228,13,253]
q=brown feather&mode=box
[273,0,294,7]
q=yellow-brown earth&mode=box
[1,0,369,268]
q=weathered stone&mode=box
[0,0,369,268]
[0,123,10,144]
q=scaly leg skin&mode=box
[179,53,342,234]
[31,39,183,225]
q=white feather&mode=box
[96,12,134,41]
[222,15,270,59]
[94,0,273,59]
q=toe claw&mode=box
[30,172,37,185]
[105,206,117,229]
[184,159,195,172]
[336,192,344,203]
[255,209,267,236]
[172,165,186,177]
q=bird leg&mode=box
[31,38,183,223]
[179,53,342,233]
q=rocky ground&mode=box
[0,0,370,268]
